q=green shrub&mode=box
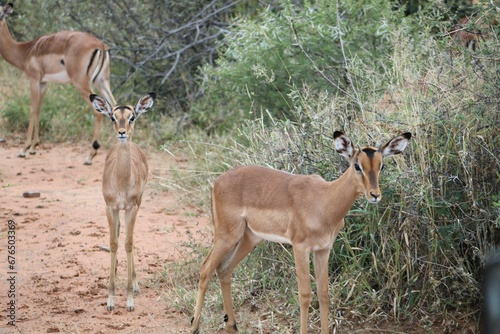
[191,0,409,131]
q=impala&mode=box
[0,2,116,164]
[450,16,485,51]
[90,92,155,311]
[190,131,412,334]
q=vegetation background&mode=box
[1,0,499,332]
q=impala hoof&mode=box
[127,297,135,311]
[107,296,115,311]
[18,150,26,158]
[83,158,92,165]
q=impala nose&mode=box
[117,130,127,141]
[370,192,381,202]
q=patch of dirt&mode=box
[0,141,209,334]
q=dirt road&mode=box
[0,141,209,334]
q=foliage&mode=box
[191,0,409,130]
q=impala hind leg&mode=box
[94,64,117,108]
[124,205,139,311]
[75,81,104,165]
[217,228,261,334]
[82,62,116,165]
[80,91,104,165]
[190,237,242,334]
[106,206,120,311]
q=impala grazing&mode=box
[90,92,155,312]
[0,2,116,164]
[190,131,411,334]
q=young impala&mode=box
[0,2,116,164]
[190,131,411,334]
[90,92,155,312]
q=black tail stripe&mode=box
[87,49,99,77]
[92,50,107,84]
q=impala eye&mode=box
[110,115,117,124]
[354,163,361,172]
[129,115,136,123]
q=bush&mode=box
[191,0,408,131]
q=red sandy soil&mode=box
[0,141,209,334]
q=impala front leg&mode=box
[293,246,312,334]
[125,205,139,311]
[30,82,47,155]
[20,81,47,157]
[106,206,120,311]
[314,248,332,334]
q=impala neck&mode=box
[0,20,29,70]
[329,166,362,217]
[113,142,132,184]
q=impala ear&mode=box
[2,3,14,17]
[379,132,412,157]
[334,131,355,159]
[0,1,14,21]
[134,92,156,117]
[90,94,114,118]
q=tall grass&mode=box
[160,30,499,332]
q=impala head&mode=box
[0,2,13,20]
[334,131,411,203]
[90,92,156,143]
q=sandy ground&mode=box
[0,141,210,334]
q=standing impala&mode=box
[90,92,155,312]
[0,2,116,164]
[190,131,411,334]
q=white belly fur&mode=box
[42,71,71,84]
[249,227,292,244]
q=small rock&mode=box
[23,191,40,198]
